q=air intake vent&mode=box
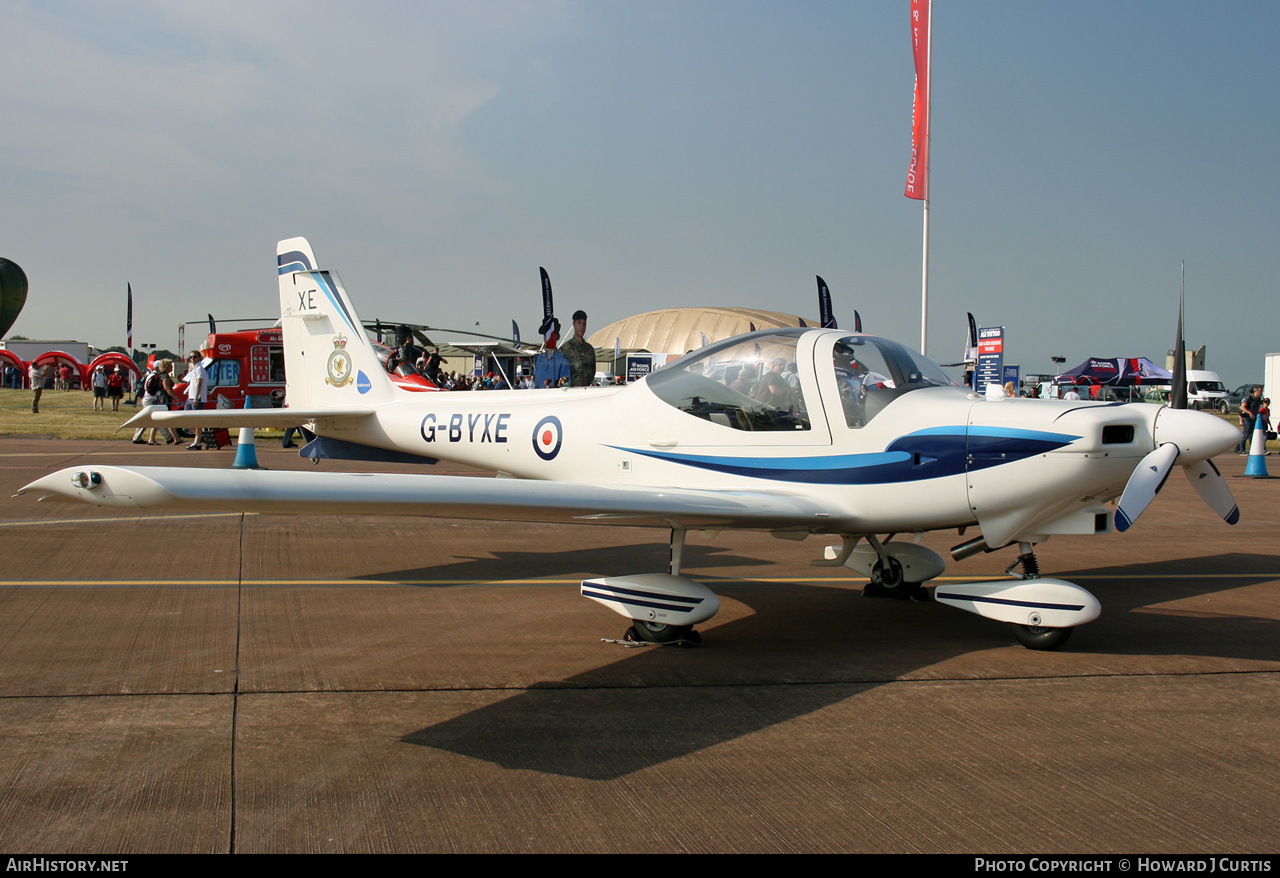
[1102,425,1135,444]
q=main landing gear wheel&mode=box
[624,620,702,647]
[1010,623,1073,651]
[863,556,929,601]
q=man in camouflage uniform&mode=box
[561,309,597,387]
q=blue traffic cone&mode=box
[231,397,263,470]
[1244,419,1269,478]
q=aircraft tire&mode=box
[1010,623,1073,651]
[865,557,916,599]
[625,621,701,647]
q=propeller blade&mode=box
[1170,263,1187,409]
[1183,459,1240,525]
[1115,443,1180,532]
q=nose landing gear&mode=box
[1003,544,1072,650]
[934,542,1097,651]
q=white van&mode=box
[1185,370,1228,411]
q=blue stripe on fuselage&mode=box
[610,426,1078,485]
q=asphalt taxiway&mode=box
[0,437,1276,853]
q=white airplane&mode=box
[19,238,1242,650]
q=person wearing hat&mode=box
[561,309,596,387]
[91,365,108,411]
[106,365,126,411]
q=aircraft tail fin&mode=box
[276,237,394,410]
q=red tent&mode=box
[0,348,23,386]
[31,350,85,390]
[87,352,141,389]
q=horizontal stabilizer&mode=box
[120,405,372,430]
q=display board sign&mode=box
[975,326,1005,392]
[626,355,653,383]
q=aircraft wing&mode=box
[18,466,838,531]
[121,405,373,430]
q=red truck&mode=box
[173,328,435,407]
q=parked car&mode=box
[1222,383,1262,414]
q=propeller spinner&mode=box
[1114,409,1240,531]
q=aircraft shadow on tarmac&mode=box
[401,550,1279,780]
[360,541,762,585]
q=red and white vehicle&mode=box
[172,328,287,408]
[173,328,435,408]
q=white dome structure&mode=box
[588,307,807,355]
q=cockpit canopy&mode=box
[646,330,959,432]
[646,331,811,432]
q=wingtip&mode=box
[14,481,64,503]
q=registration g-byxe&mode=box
[20,238,1241,649]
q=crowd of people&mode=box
[383,311,606,391]
[22,360,135,413]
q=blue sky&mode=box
[1,1,1276,383]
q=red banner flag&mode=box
[904,0,930,200]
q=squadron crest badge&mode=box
[325,335,353,387]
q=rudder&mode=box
[276,237,393,410]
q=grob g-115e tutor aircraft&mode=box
[19,238,1241,650]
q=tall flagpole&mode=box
[905,0,933,355]
[921,197,929,355]
[920,0,931,356]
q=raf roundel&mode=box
[532,415,563,460]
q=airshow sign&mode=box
[975,326,1004,392]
